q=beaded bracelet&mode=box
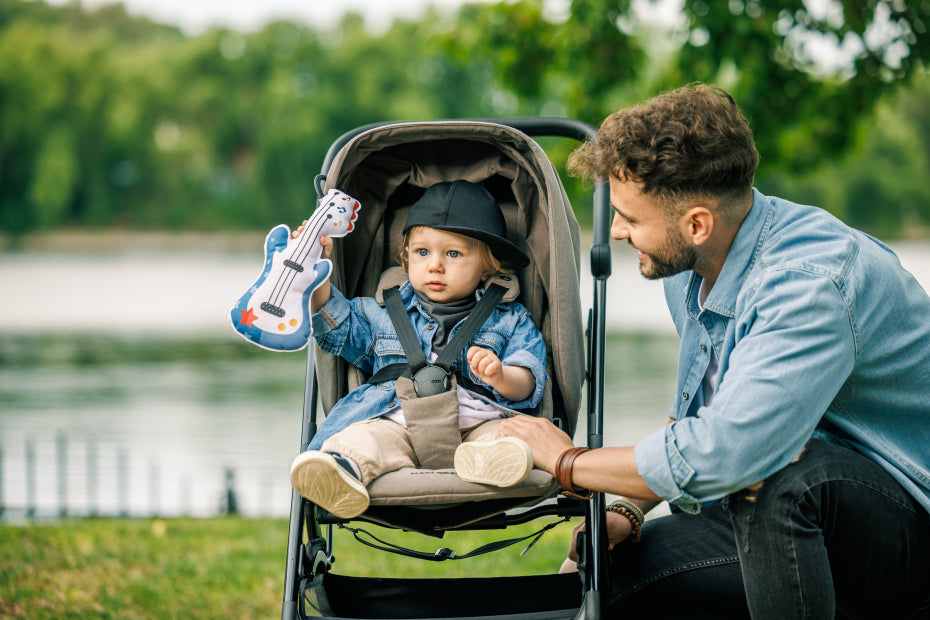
[610,498,645,524]
[607,499,644,543]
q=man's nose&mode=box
[610,213,630,240]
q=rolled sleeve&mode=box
[311,288,352,353]
[496,347,547,410]
[491,307,547,410]
[635,425,702,513]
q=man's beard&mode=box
[639,227,697,280]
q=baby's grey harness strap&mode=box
[382,287,429,373]
[433,283,505,369]
[367,284,506,392]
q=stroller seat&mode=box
[367,467,560,508]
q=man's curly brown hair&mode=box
[568,83,759,221]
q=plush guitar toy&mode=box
[231,189,361,351]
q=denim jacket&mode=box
[636,189,930,514]
[308,280,547,449]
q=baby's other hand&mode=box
[291,220,308,239]
[292,223,333,261]
[467,347,502,386]
[316,235,333,260]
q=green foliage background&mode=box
[1,0,929,238]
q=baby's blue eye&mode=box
[417,249,429,257]
[448,250,461,258]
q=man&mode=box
[498,84,930,618]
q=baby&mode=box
[289,180,547,518]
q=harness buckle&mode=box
[412,364,451,397]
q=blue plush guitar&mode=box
[231,189,361,351]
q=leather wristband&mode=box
[554,447,593,500]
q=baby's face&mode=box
[406,227,488,303]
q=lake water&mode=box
[2,234,928,519]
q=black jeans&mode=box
[606,439,930,619]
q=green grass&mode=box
[0,517,578,618]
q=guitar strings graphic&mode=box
[262,195,357,315]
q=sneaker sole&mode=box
[290,452,369,519]
[454,437,534,487]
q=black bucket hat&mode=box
[402,180,530,268]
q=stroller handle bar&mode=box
[320,117,597,171]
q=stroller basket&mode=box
[302,573,582,619]
[282,117,613,620]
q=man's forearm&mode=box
[497,415,662,501]
[568,447,660,501]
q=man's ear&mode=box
[682,206,714,246]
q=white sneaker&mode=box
[289,451,369,519]
[454,437,534,487]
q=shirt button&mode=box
[682,391,689,400]
[426,324,435,330]
[389,402,396,407]
[700,344,706,352]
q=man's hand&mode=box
[567,510,635,562]
[560,508,637,573]
[495,414,575,475]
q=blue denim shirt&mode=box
[636,189,930,514]
[308,280,547,449]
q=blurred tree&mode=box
[444,0,930,172]
[437,0,646,119]
[0,1,183,233]
[670,0,930,172]
[0,0,928,237]
[760,68,930,237]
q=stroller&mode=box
[281,118,613,620]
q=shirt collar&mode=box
[688,188,775,318]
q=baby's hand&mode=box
[467,347,503,387]
[291,221,333,261]
[468,347,535,401]
[291,220,307,239]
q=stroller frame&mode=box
[281,117,613,620]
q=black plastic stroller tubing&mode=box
[281,117,613,620]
